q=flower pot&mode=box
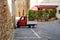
[38,19,42,22]
[50,17,56,21]
[41,19,45,22]
[34,19,38,21]
[48,19,51,22]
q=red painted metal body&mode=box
[17,16,27,26]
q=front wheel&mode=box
[17,25,20,28]
[28,25,31,28]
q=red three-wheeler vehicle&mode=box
[17,16,37,28]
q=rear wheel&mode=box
[17,25,20,28]
[28,25,31,28]
[32,25,35,28]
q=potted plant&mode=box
[28,10,35,21]
[49,9,57,21]
[37,10,42,22]
[34,11,38,21]
[41,9,49,22]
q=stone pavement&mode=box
[13,20,60,40]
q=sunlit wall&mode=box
[30,0,60,9]
[7,0,12,16]
[30,0,43,9]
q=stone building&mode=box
[30,0,60,19]
[0,0,30,40]
[15,0,30,17]
[15,0,60,19]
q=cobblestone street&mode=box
[13,20,60,40]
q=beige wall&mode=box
[15,0,30,17]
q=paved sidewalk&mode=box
[13,20,60,40]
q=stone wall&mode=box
[0,0,14,40]
[15,0,30,17]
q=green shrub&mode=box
[49,9,57,18]
[37,10,43,19]
[28,10,35,21]
[28,9,57,21]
